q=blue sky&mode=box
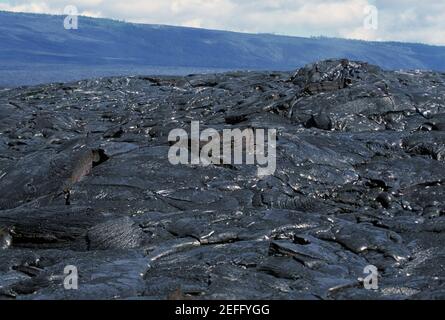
[1,0,444,45]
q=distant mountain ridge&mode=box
[1,10,445,86]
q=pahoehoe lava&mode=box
[0,59,445,300]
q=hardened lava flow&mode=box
[0,59,444,299]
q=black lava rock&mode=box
[0,60,445,300]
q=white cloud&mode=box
[0,0,444,45]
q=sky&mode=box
[0,0,444,46]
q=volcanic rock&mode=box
[0,59,444,300]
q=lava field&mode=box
[0,59,444,299]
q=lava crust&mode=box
[0,59,445,300]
